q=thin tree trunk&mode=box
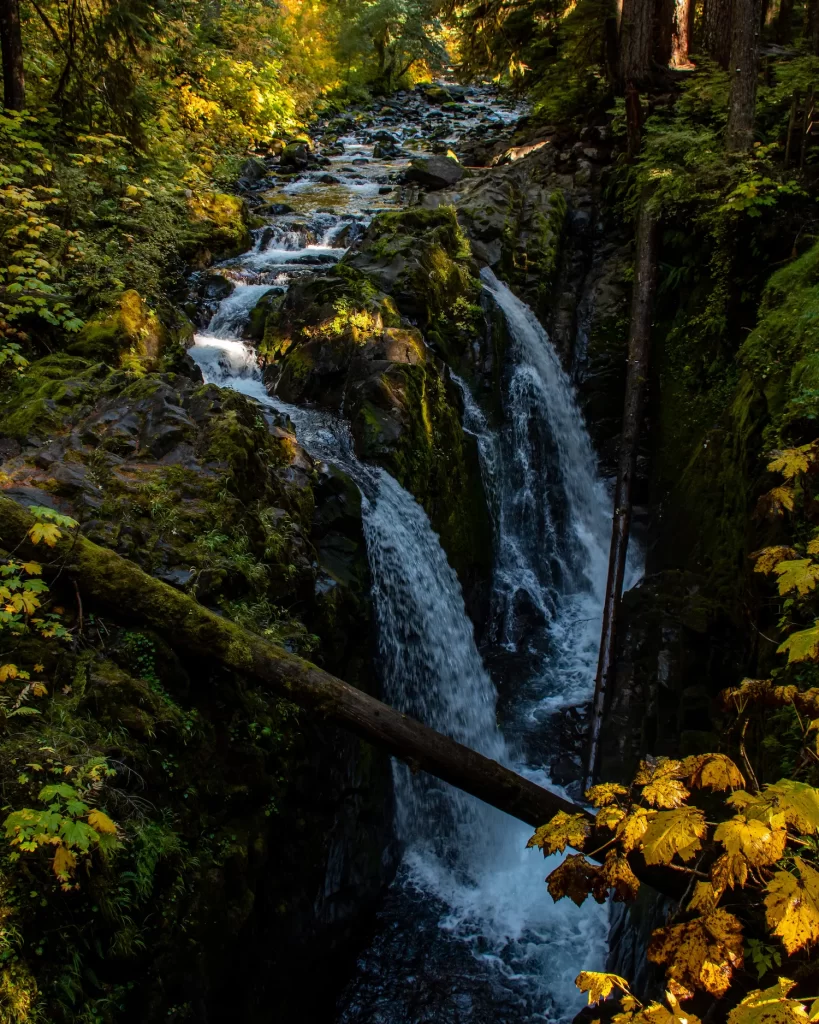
[0,0,24,111]
[619,0,655,87]
[726,0,761,152]
[702,0,734,67]
[586,200,658,788]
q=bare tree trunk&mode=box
[0,0,24,111]
[586,200,658,788]
[702,0,734,66]
[807,0,819,53]
[776,0,793,41]
[669,0,695,65]
[726,0,761,152]
[619,0,656,87]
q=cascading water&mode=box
[188,89,624,1023]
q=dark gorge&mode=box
[0,1,818,1020]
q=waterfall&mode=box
[188,124,618,1020]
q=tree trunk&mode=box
[0,0,24,111]
[586,199,658,788]
[619,0,655,87]
[0,494,688,897]
[726,0,761,152]
[669,0,695,66]
[775,0,793,41]
[702,0,734,67]
[807,0,819,54]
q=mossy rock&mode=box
[0,354,109,439]
[68,290,169,371]
[180,191,252,267]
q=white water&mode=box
[189,99,617,1019]
[192,330,609,1020]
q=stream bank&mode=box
[0,68,800,1022]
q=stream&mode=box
[189,85,626,1023]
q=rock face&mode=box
[258,207,494,622]
[403,154,465,190]
[0,355,395,1021]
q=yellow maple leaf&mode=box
[527,811,590,855]
[758,485,796,519]
[728,978,809,1024]
[634,758,685,785]
[21,562,42,575]
[0,664,18,683]
[687,882,719,914]
[32,663,44,673]
[546,853,605,906]
[616,806,652,852]
[52,844,77,880]
[642,807,707,865]
[768,444,817,479]
[779,621,819,664]
[27,522,61,547]
[31,682,47,697]
[643,778,690,809]
[775,559,819,597]
[602,850,640,902]
[764,857,819,954]
[575,971,630,1006]
[586,783,629,807]
[684,753,745,792]
[808,537,819,557]
[10,591,40,615]
[711,851,749,896]
[731,779,819,834]
[648,909,743,999]
[714,814,787,867]
[753,547,800,574]
[87,809,117,835]
[597,804,627,830]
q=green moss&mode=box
[68,289,168,371]
[0,354,108,438]
[179,192,252,267]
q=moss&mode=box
[179,192,252,267]
[0,355,108,439]
[68,289,168,371]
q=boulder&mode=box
[280,141,312,169]
[424,85,454,104]
[238,156,269,185]
[402,155,464,191]
[68,290,168,369]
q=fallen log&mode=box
[0,494,682,896]
[586,198,658,788]
[0,494,582,828]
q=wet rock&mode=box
[402,155,464,190]
[238,156,269,185]
[199,273,235,301]
[373,141,401,159]
[318,173,341,184]
[265,202,296,215]
[281,141,312,169]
